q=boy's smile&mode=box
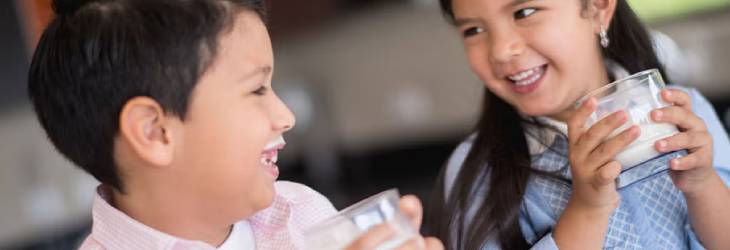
[261,136,285,179]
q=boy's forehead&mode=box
[230,10,267,37]
[206,11,272,77]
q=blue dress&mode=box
[443,87,730,249]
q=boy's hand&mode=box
[398,195,444,250]
[344,195,444,250]
[566,97,638,213]
[651,89,716,194]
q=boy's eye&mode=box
[462,27,484,38]
[514,8,537,19]
[252,86,267,96]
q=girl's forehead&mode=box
[452,0,529,17]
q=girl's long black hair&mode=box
[428,1,669,249]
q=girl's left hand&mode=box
[652,89,717,194]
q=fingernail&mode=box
[671,158,680,169]
[665,90,673,98]
[653,110,663,120]
[657,140,667,151]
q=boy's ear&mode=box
[589,0,618,32]
[118,97,176,167]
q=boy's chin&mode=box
[252,184,277,210]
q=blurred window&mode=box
[629,0,730,21]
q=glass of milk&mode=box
[304,189,417,250]
[576,69,679,172]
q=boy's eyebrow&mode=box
[241,65,273,81]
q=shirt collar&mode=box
[89,185,245,250]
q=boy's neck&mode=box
[110,187,234,247]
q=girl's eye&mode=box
[252,86,267,96]
[462,27,484,38]
[514,8,537,19]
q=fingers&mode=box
[587,125,640,164]
[652,106,706,132]
[655,131,711,153]
[568,97,597,145]
[669,150,712,171]
[392,237,425,250]
[424,237,445,250]
[391,236,445,250]
[593,161,621,187]
[573,110,629,160]
[398,195,423,230]
[661,89,692,110]
[344,223,395,250]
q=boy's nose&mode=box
[272,94,296,132]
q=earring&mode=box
[600,25,610,48]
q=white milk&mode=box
[305,216,415,250]
[582,69,679,170]
[614,123,678,169]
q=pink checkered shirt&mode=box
[79,181,337,250]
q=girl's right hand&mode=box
[554,98,642,249]
[566,97,640,212]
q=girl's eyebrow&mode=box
[454,17,481,26]
[510,0,541,8]
[453,0,542,25]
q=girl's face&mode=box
[451,0,611,121]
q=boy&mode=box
[28,0,442,249]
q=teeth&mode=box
[260,151,279,167]
[508,66,543,86]
[262,136,284,167]
[260,154,277,166]
[264,136,286,150]
[508,67,542,81]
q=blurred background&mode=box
[1,0,729,249]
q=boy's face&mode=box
[170,11,294,218]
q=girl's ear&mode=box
[588,0,618,33]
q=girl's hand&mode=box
[555,99,641,249]
[651,89,716,194]
[566,97,640,212]
[344,195,444,250]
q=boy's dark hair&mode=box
[28,0,267,192]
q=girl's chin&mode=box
[516,104,564,118]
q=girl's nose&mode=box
[489,27,525,64]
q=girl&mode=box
[428,0,730,249]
